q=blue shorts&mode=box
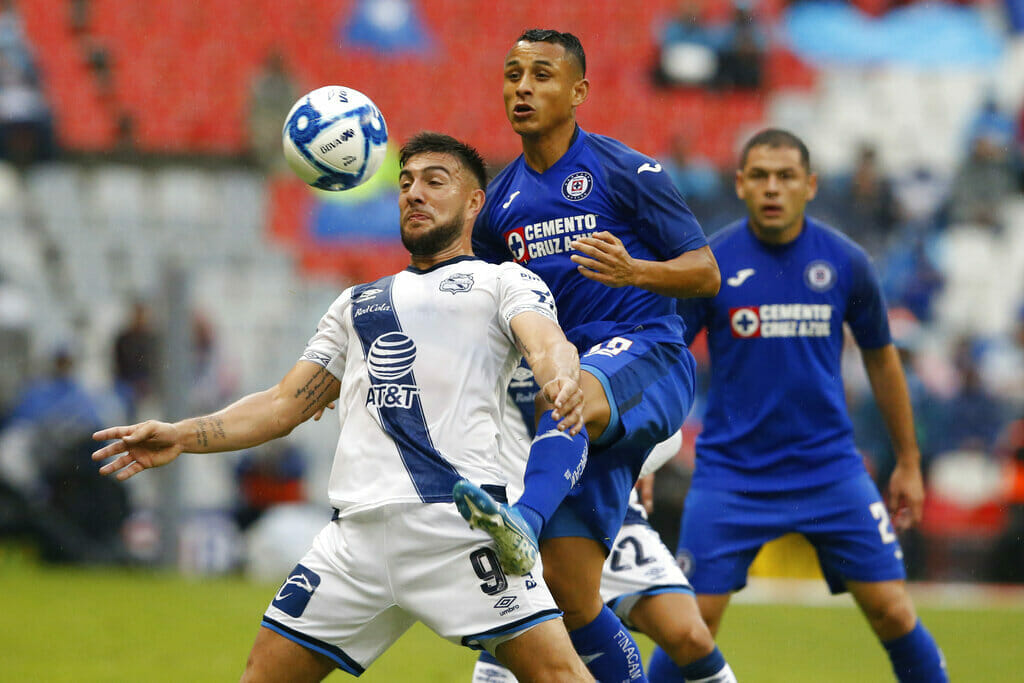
[543,316,696,550]
[678,471,907,594]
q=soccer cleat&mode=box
[453,479,538,575]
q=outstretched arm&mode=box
[570,233,720,299]
[509,311,584,435]
[861,344,924,529]
[92,361,340,480]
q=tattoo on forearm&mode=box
[297,367,333,415]
[195,418,209,448]
[194,416,227,448]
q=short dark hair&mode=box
[739,128,811,172]
[399,132,487,190]
[517,29,586,77]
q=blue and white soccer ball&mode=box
[282,85,389,191]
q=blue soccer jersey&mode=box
[473,127,707,343]
[678,217,891,492]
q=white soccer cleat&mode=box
[453,479,538,575]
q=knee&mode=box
[650,617,716,664]
[862,594,918,639]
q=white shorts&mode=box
[261,502,560,675]
[600,511,693,629]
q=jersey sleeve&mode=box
[472,206,511,265]
[298,289,353,381]
[496,263,559,342]
[845,250,891,350]
[605,153,708,259]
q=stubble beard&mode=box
[401,210,464,257]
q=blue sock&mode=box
[882,620,948,683]
[569,605,646,682]
[514,410,588,537]
[649,645,730,682]
[648,647,683,682]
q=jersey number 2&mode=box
[870,502,897,544]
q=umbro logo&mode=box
[727,268,755,287]
[637,162,662,174]
[502,190,521,209]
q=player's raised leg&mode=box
[847,579,947,683]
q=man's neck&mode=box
[521,122,577,173]
[409,244,471,271]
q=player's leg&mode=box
[241,626,335,683]
[630,594,736,682]
[847,580,947,682]
[602,507,735,682]
[801,473,947,682]
[694,593,732,638]
[494,618,595,682]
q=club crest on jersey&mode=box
[439,273,474,294]
[561,171,593,201]
[804,260,836,292]
[730,307,761,338]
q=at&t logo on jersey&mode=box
[730,304,833,338]
[561,171,593,201]
[366,332,420,409]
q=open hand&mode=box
[92,421,185,481]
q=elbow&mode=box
[694,251,720,297]
[702,261,721,297]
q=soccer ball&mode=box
[282,85,389,191]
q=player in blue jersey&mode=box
[674,129,947,682]
[456,29,723,683]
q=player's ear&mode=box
[572,78,589,107]
[805,171,818,201]
[467,188,485,218]
[734,169,746,200]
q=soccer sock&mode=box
[648,645,737,682]
[472,651,517,683]
[882,620,948,683]
[569,605,647,682]
[514,410,588,538]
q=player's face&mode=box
[399,152,483,256]
[503,41,588,138]
[735,144,818,243]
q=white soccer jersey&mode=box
[300,256,557,517]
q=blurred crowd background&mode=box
[0,0,1022,586]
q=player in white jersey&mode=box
[471,368,737,682]
[91,133,593,683]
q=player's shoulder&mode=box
[707,219,750,250]
[580,130,656,174]
[495,260,547,286]
[805,216,872,262]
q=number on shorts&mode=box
[585,337,634,358]
[609,535,655,572]
[870,502,897,544]
[470,547,508,595]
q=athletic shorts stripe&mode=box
[461,608,563,649]
[261,617,365,676]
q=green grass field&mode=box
[4,554,1022,681]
